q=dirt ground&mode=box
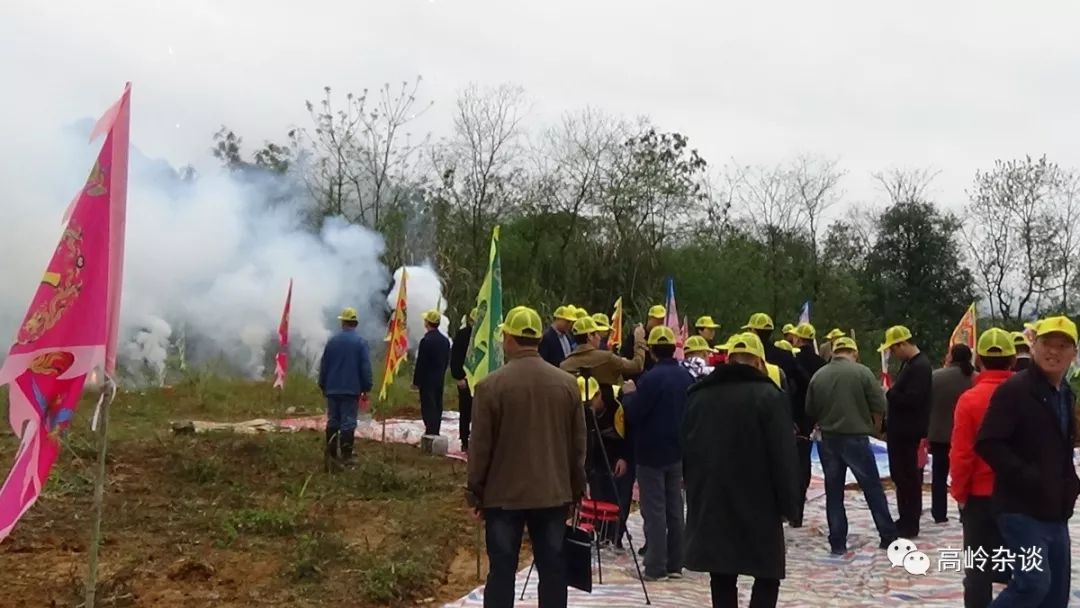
[0,377,483,607]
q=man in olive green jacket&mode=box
[805,338,898,555]
[466,306,587,608]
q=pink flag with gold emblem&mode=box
[0,83,130,542]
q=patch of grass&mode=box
[355,549,431,604]
[220,507,301,543]
[174,458,225,485]
[290,532,348,582]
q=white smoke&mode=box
[387,265,449,349]
[0,119,390,382]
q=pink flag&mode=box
[273,279,292,389]
[0,83,130,542]
[663,278,685,360]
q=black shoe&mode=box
[461,439,469,452]
[830,547,847,556]
[638,544,648,556]
[879,537,898,550]
[340,430,355,462]
[934,518,949,524]
[790,519,804,528]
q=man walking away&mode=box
[1011,331,1033,372]
[792,322,827,527]
[683,332,799,608]
[318,307,374,471]
[977,316,1080,608]
[622,325,693,581]
[414,309,451,437]
[538,305,576,368]
[880,325,932,539]
[467,306,587,608]
[950,328,1015,608]
[450,308,475,451]
[805,337,898,555]
[928,343,975,524]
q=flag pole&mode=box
[85,376,114,608]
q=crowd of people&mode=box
[318,302,1080,608]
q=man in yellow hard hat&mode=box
[538,305,577,368]
[450,308,477,451]
[977,317,1079,607]
[467,306,586,607]
[682,335,715,380]
[414,309,451,437]
[745,313,810,467]
[806,337,897,554]
[790,322,827,527]
[621,325,693,581]
[694,316,723,367]
[781,323,797,344]
[682,330,798,605]
[1011,331,1032,372]
[593,313,613,350]
[319,307,374,470]
[561,316,646,548]
[620,305,667,382]
[879,325,932,539]
[820,328,847,362]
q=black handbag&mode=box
[563,518,594,593]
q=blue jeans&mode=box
[991,513,1070,608]
[326,395,359,434]
[484,506,567,608]
[819,434,897,552]
[637,462,685,577]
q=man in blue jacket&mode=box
[622,325,694,581]
[318,307,374,470]
[414,309,451,436]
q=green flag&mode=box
[464,225,503,394]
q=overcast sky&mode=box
[3,0,1079,210]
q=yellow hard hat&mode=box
[978,328,1017,357]
[742,313,774,331]
[878,326,913,352]
[591,313,611,330]
[1035,316,1078,344]
[826,328,846,340]
[833,337,859,353]
[1010,331,1030,347]
[647,326,677,346]
[648,305,667,320]
[572,316,601,336]
[577,376,601,402]
[553,306,577,322]
[422,309,441,325]
[794,322,816,341]
[781,323,795,335]
[774,339,795,353]
[573,306,589,319]
[694,316,720,329]
[338,307,359,322]
[500,307,543,339]
[684,335,713,354]
[728,332,766,361]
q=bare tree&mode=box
[873,167,941,205]
[1052,169,1080,313]
[790,155,844,301]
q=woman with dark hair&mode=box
[927,343,976,524]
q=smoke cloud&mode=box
[0,119,390,383]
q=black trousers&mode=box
[888,436,923,537]
[961,496,1008,608]
[930,441,950,523]
[795,437,812,524]
[457,383,473,449]
[711,573,780,608]
[419,383,444,436]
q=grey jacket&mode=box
[927,365,975,444]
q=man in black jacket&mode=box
[792,322,827,527]
[450,309,475,451]
[976,316,1080,608]
[538,305,576,368]
[414,309,451,436]
[619,305,666,382]
[879,325,932,538]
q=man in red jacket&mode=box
[950,328,1014,608]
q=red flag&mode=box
[273,279,292,389]
[946,303,977,364]
[664,278,685,360]
[0,84,130,541]
[880,350,892,391]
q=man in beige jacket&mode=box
[467,306,587,608]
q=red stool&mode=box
[579,498,621,584]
